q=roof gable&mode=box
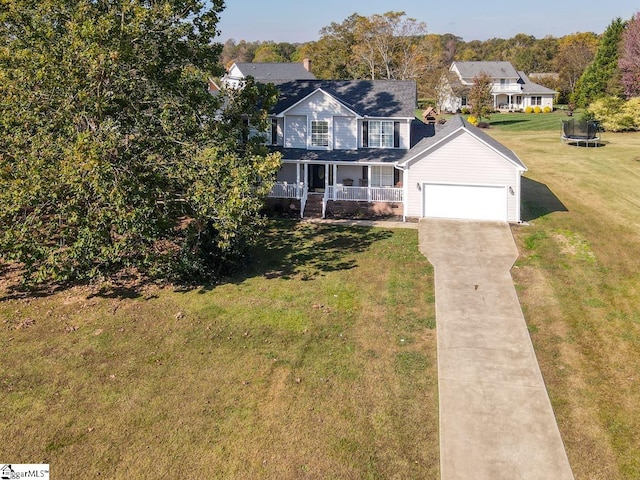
[271,80,417,118]
[401,115,526,171]
[278,88,360,117]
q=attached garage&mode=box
[401,116,526,223]
[422,183,507,221]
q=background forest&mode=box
[218,11,640,109]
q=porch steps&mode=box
[303,194,324,218]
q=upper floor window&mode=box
[362,120,400,148]
[500,78,506,87]
[311,120,329,147]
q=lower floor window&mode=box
[370,165,394,187]
[531,96,542,106]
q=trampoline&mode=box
[561,118,601,146]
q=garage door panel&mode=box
[423,184,507,221]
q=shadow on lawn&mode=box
[218,220,393,287]
[489,118,528,127]
[521,177,568,222]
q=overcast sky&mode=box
[217,0,637,43]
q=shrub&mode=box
[467,115,478,126]
[534,106,542,114]
[461,107,471,114]
[525,106,534,113]
[588,96,640,131]
[543,106,552,113]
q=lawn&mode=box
[487,120,640,479]
[487,109,573,131]
[3,112,640,479]
[0,222,439,479]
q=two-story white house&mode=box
[265,79,527,223]
[438,61,556,113]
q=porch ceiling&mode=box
[271,147,408,164]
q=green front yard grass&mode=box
[488,124,640,479]
[0,222,439,479]
[3,112,640,478]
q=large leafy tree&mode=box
[572,18,627,107]
[468,72,493,121]
[0,0,281,285]
[554,32,599,102]
[619,12,640,98]
[300,13,365,79]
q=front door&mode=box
[309,164,325,191]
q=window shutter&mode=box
[271,118,278,145]
[394,122,400,148]
[362,121,368,147]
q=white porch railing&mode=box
[268,182,304,199]
[326,185,403,203]
[268,182,308,218]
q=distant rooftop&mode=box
[231,61,316,82]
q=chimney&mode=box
[303,58,311,72]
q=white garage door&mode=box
[423,183,507,221]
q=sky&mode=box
[216,0,638,43]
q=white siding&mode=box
[285,115,306,148]
[399,120,411,149]
[286,90,354,118]
[334,116,357,150]
[405,131,521,222]
[276,163,298,183]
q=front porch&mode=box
[267,162,404,219]
[494,93,524,111]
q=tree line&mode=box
[221,11,640,107]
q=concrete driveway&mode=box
[419,219,574,480]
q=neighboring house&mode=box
[264,79,527,223]
[438,61,556,113]
[221,59,316,89]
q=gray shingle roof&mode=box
[271,80,417,118]
[517,71,558,95]
[234,62,316,81]
[453,61,519,79]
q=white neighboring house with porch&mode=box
[264,78,527,223]
[438,61,556,113]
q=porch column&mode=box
[304,163,308,192]
[508,94,512,109]
[325,163,329,190]
[296,163,300,198]
[333,164,337,201]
